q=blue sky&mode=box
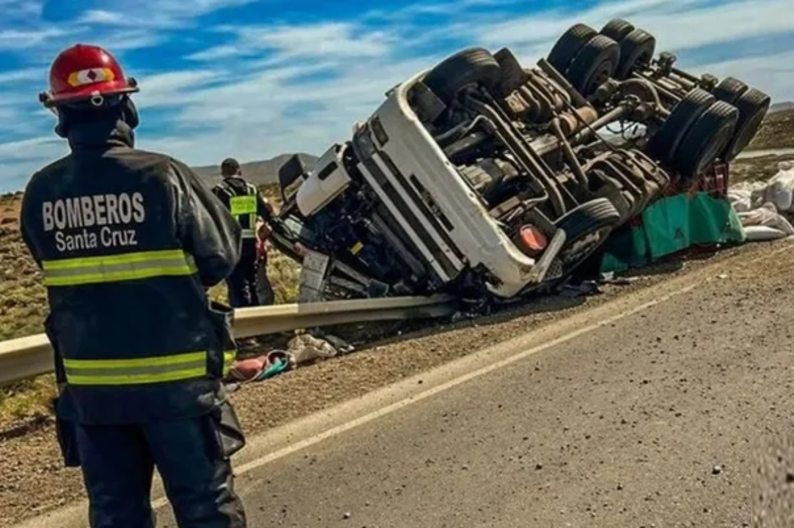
[0,0,793,191]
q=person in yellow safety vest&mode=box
[212,158,274,308]
[20,45,247,528]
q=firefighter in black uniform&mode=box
[20,44,247,528]
[212,158,274,307]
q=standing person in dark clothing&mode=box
[212,158,274,308]
[20,44,247,528]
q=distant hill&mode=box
[747,107,794,151]
[769,101,794,114]
[193,153,318,187]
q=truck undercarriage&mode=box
[271,19,770,302]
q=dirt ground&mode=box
[0,240,789,527]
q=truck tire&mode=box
[674,101,739,182]
[648,88,715,166]
[423,48,502,103]
[547,23,598,75]
[712,77,748,105]
[615,28,656,79]
[565,35,621,97]
[555,198,621,274]
[722,88,771,161]
[600,19,635,41]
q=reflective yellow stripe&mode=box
[351,242,364,255]
[64,351,206,370]
[224,350,236,376]
[42,250,189,271]
[45,266,197,287]
[64,350,238,386]
[42,250,197,287]
[67,368,207,386]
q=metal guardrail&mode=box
[0,296,455,387]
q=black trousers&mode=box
[75,414,246,528]
[227,243,259,308]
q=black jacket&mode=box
[20,121,242,425]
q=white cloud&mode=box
[254,23,394,59]
[0,0,42,19]
[695,49,794,103]
[0,68,43,85]
[187,44,241,62]
[189,22,395,62]
[614,0,793,52]
[79,0,256,28]
[474,0,793,62]
[77,9,135,26]
[0,137,63,161]
[137,55,435,166]
[135,70,222,108]
[87,29,166,51]
[0,136,69,189]
[0,28,68,50]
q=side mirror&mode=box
[279,155,309,202]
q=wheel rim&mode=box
[561,227,611,267]
[586,61,615,95]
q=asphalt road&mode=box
[150,247,794,527]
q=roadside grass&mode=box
[731,154,794,184]
[0,376,55,426]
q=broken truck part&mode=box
[271,19,769,301]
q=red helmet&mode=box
[39,44,139,108]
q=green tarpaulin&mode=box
[600,192,745,274]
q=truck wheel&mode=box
[555,198,621,274]
[712,77,748,105]
[547,23,598,75]
[722,88,771,161]
[565,35,621,97]
[600,19,635,41]
[423,48,502,103]
[648,88,715,166]
[615,29,656,79]
[674,101,739,182]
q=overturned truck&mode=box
[272,19,770,301]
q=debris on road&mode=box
[227,333,353,385]
[270,18,769,303]
[228,350,291,384]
